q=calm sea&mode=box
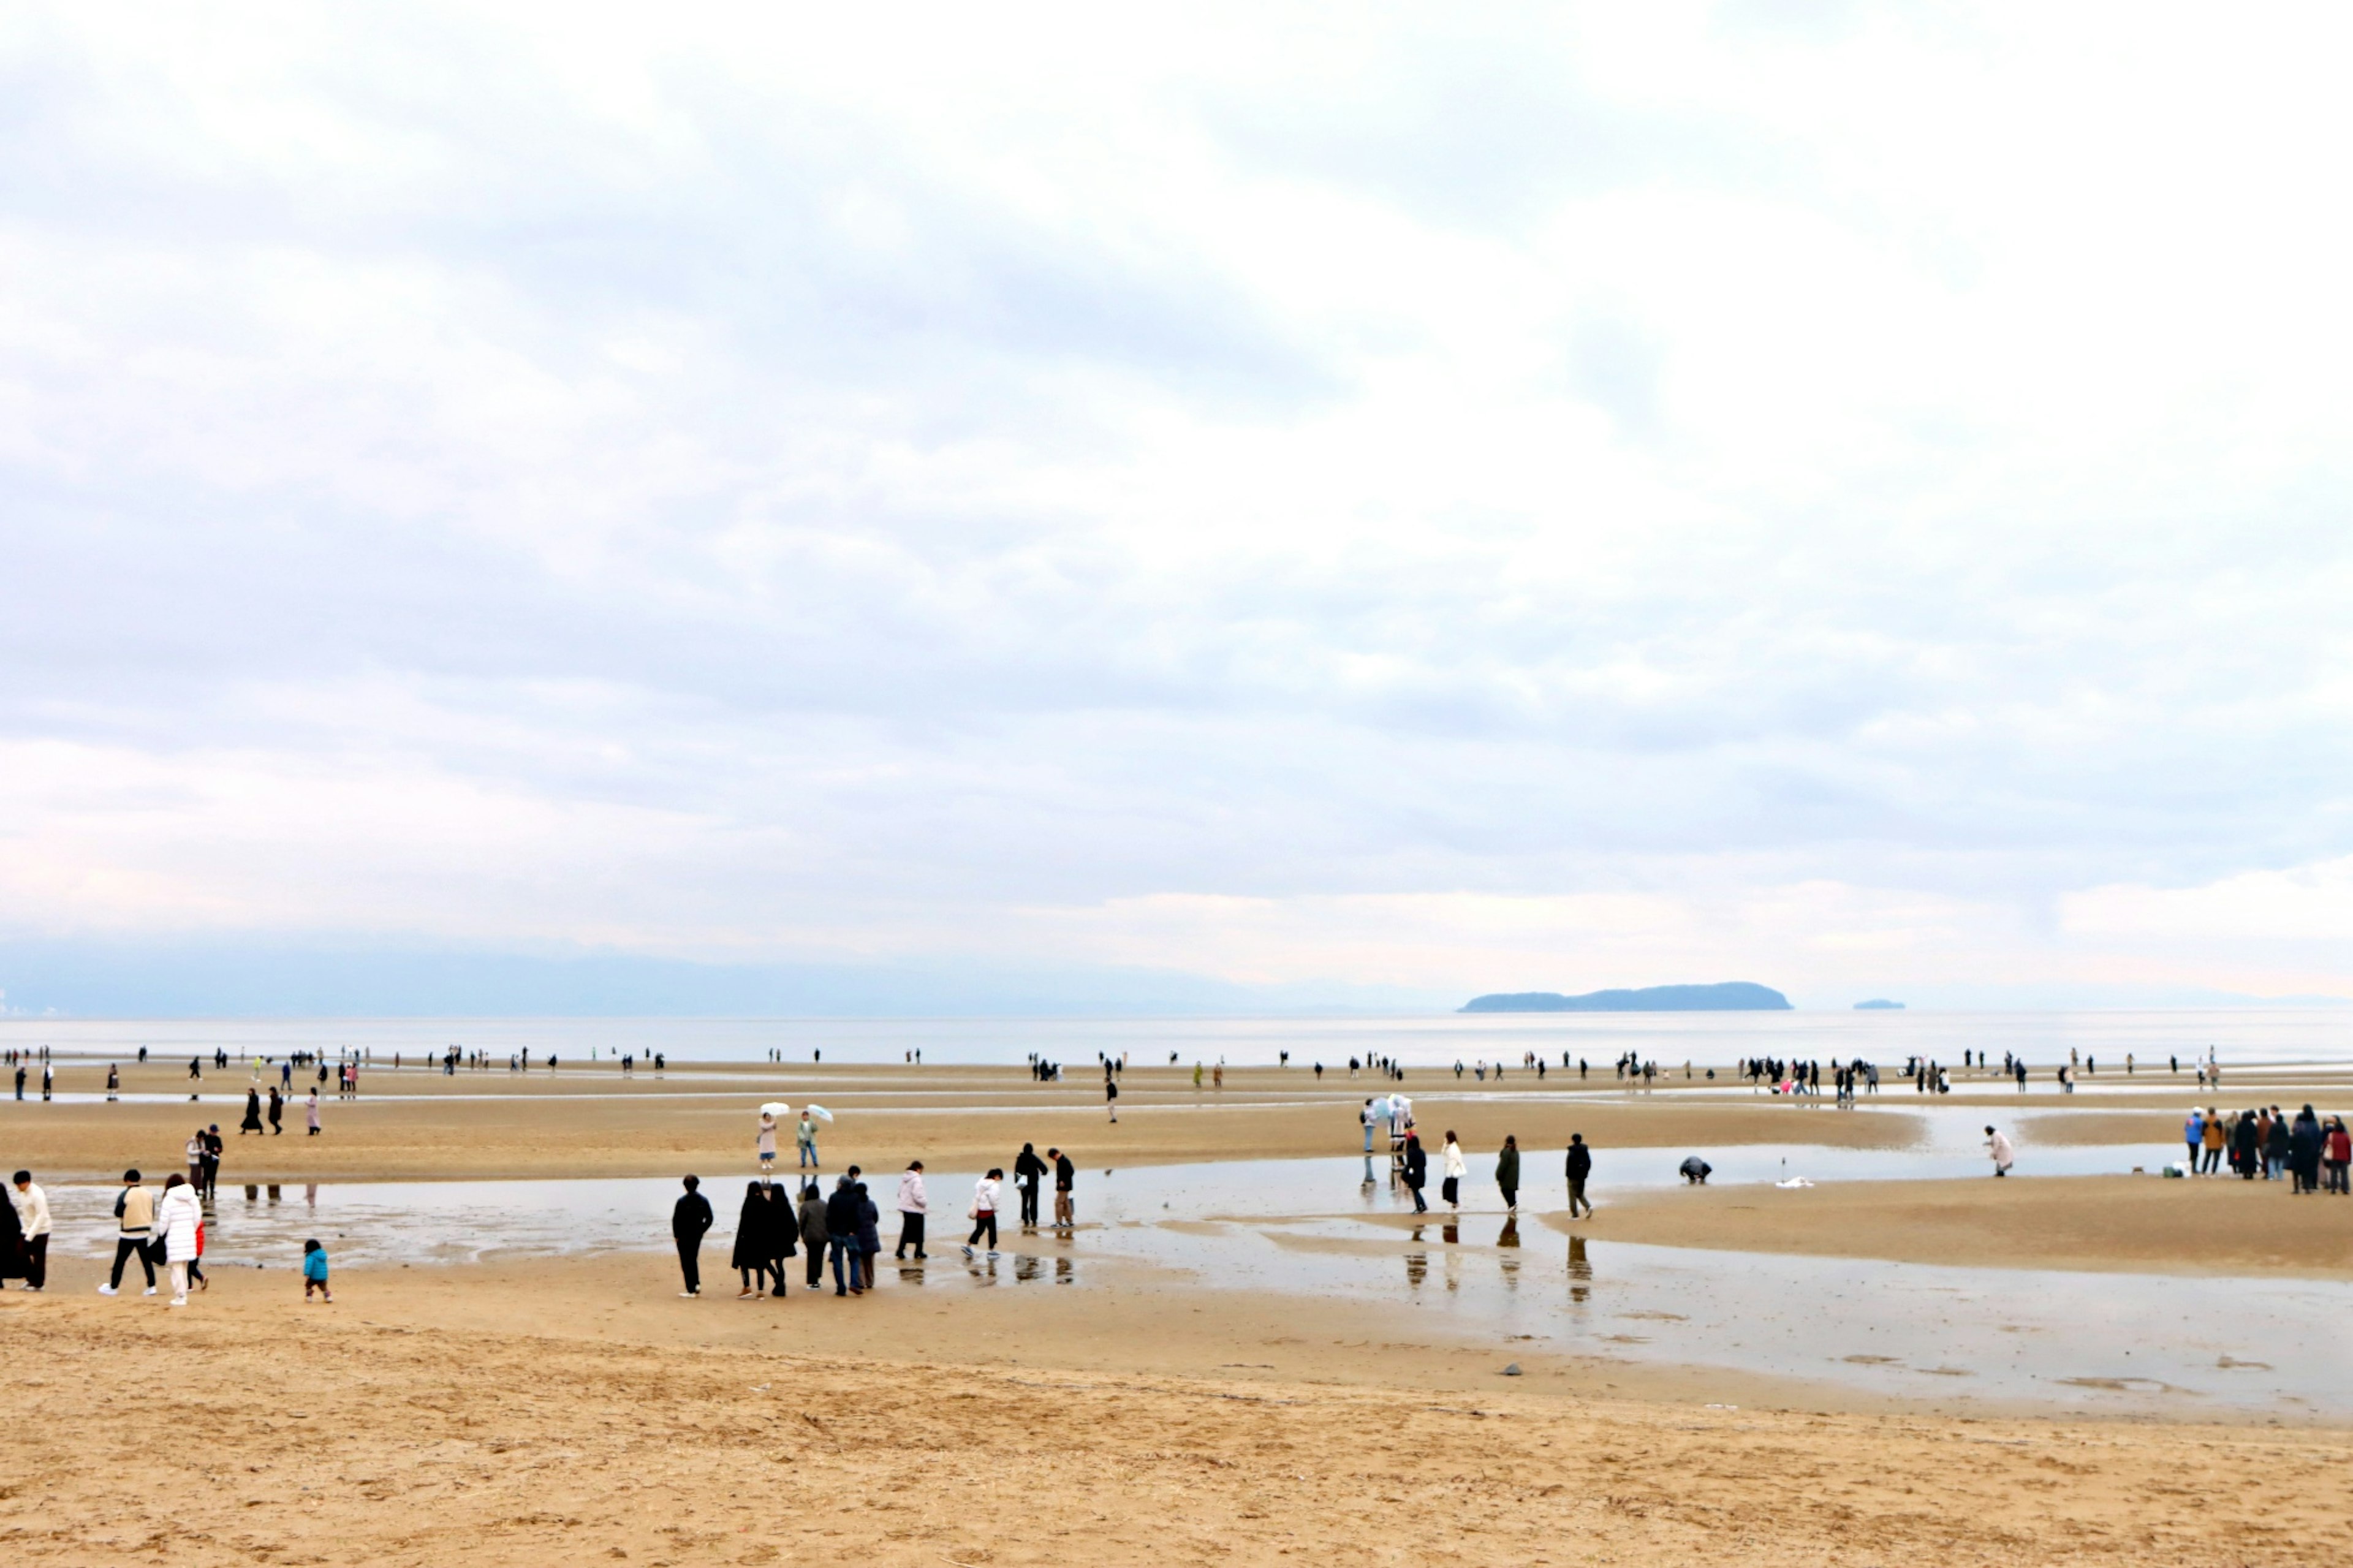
[0,1009,2346,1067]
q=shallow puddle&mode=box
[38,1154,2350,1420]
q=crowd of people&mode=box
[2183,1105,2349,1191]
[667,1126,1089,1299]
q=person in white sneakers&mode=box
[155,1173,203,1305]
[893,1161,928,1260]
[100,1169,159,1295]
[10,1170,50,1291]
[963,1168,1002,1259]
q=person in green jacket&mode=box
[1496,1135,1520,1213]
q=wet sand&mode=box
[2,1059,1946,1183]
[4,1255,2349,1566]
[1561,1174,2353,1279]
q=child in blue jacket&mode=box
[302,1238,332,1302]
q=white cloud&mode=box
[4,2,2353,1006]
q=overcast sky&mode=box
[6,4,2353,1013]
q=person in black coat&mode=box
[1401,1132,1428,1213]
[732,1181,776,1298]
[766,1180,797,1296]
[1566,1134,1594,1218]
[2291,1105,2325,1194]
[672,1174,713,1297]
[0,1186,26,1286]
[825,1173,864,1296]
[1014,1143,1047,1230]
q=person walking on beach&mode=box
[11,1172,50,1292]
[1985,1125,2015,1177]
[1565,1134,1594,1219]
[733,1181,778,1298]
[1015,1143,1046,1230]
[241,1088,265,1135]
[796,1112,819,1171]
[964,1168,1003,1259]
[797,1181,828,1290]
[1401,1132,1428,1213]
[757,1112,778,1174]
[302,1239,332,1302]
[1441,1131,1466,1213]
[155,1173,202,1306]
[99,1169,158,1295]
[1496,1135,1520,1213]
[1051,1147,1075,1230]
[267,1085,284,1134]
[672,1175,713,1298]
[306,1088,321,1136]
[895,1161,928,1259]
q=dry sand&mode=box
[8,1059,2353,1563]
[4,1254,2349,1567]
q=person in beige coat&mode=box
[99,1170,158,1295]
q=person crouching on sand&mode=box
[1985,1125,2015,1176]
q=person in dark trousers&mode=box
[798,1182,828,1289]
[825,1173,865,1295]
[1050,1148,1076,1229]
[672,1174,713,1297]
[1496,1135,1520,1212]
[854,1176,881,1290]
[267,1085,284,1134]
[1014,1143,1047,1230]
[1401,1132,1428,1213]
[895,1162,928,1259]
[1566,1134,1594,1219]
[11,1171,50,1291]
[732,1180,777,1298]
[202,1125,224,1199]
[100,1170,157,1295]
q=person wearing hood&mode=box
[895,1162,929,1260]
[156,1173,203,1306]
[2290,1105,2325,1194]
[1401,1133,1428,1213]
[732,1181,778,1298]
[1495,1135,1520,1212]
[1985,1125,2015,1177]
[854,1176,881,1288]
[671,1175,713,1298]
[797,1181,829,1290]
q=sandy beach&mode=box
[5,1056,2352,1564]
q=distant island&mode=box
[1854,998,1906,1010]
[1460,982,1792,1013]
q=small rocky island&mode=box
[1854,999,1906,1010]
[1459,982,1791,1013]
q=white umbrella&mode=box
[759,1102,790,1119]
[803,1103,835,1123]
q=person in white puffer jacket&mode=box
[893,1161,928,1261]
[1442,1132,1467,1211]
[155,1173,204,1306]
